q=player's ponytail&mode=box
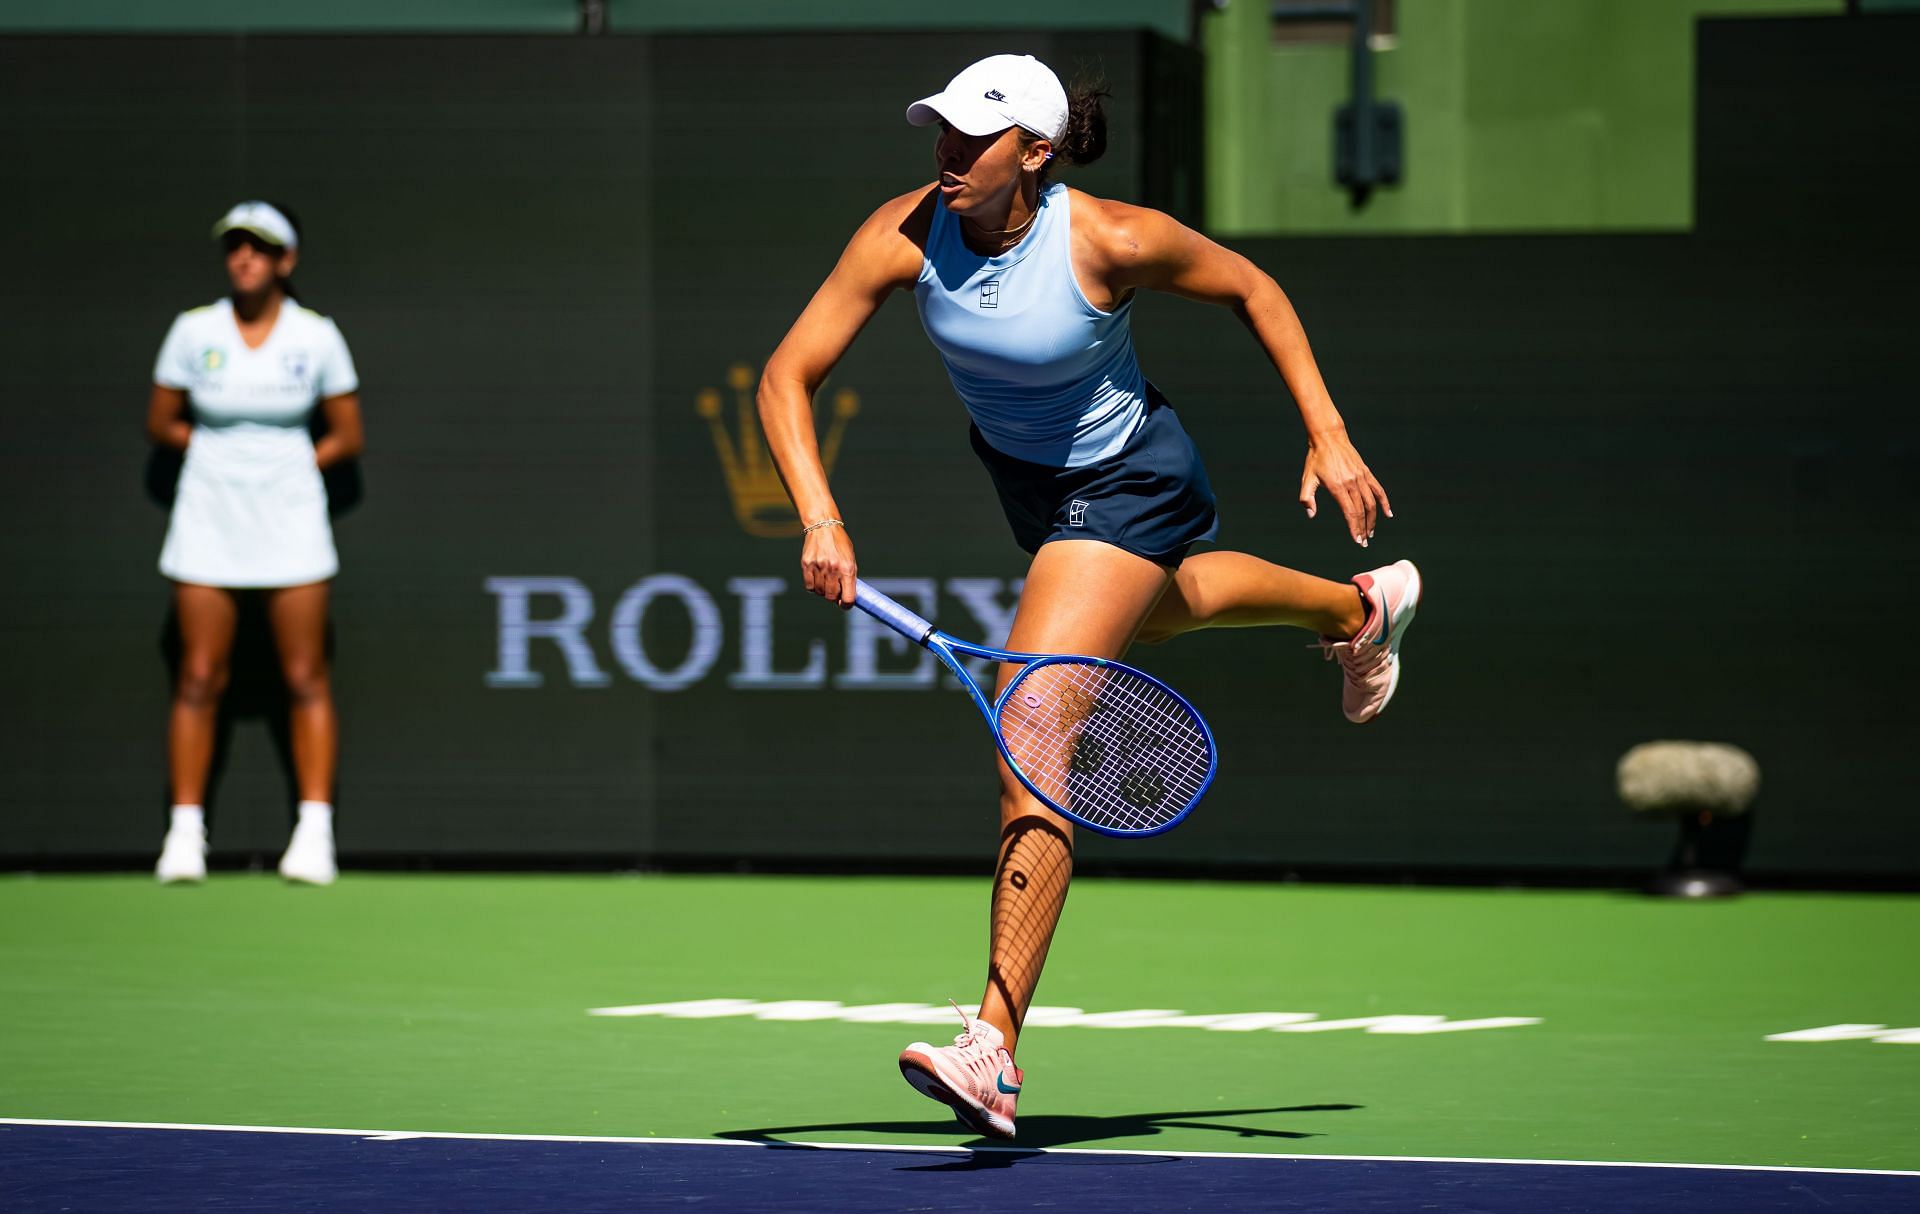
[1029,75,1109,187]
[1054,77,1109,170]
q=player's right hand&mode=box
[802,523,858,608]
[1299,430,1391,548]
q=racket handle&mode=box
[854,581,935,644]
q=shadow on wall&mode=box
[144,405,356,828]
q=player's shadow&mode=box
[719,1103,1360,1161]
[146,405,355,841]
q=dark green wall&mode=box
[0,22,1913,876]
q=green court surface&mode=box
[1,874,1914,1170]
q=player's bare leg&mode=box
[158,583,237,881]
[265,581,336,803]
[1134,551,1365,643]
[977,539,1173,1055]
[900,540,1172,1138]
[168,583,238,805]
[266,581,339,884]
[1140,550,1423,723]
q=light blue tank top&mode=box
[914,182,1147,468]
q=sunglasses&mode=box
[220,230,286,256]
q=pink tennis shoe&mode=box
[899,1009,1023,1140]
[1317,559,1423,723]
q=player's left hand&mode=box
[1299,429,1392,546]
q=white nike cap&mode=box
[906,54,1069,144]
[211,201,298,251]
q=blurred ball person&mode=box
[146,201,363,886]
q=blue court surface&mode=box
[4,1121,1916,1212]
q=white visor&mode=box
[212,201,298,251]
[906,53,1068,144]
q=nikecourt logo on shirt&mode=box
[980,280,999,309]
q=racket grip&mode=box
[854,581,935,643]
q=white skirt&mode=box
[159,428,338,588]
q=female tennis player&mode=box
[759,55,1420,1139]
[148,201,363,887]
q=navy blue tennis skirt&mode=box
[969,384,1220,568]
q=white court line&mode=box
[1,1118,1916,1178]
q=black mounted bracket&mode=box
[1271,2,1404,208]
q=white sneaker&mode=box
[278,818,337,886]
[155,824,207,884]
[1316,559,1422,723]
[899,1006,1023,1140]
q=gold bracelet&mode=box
[802,518,845,535]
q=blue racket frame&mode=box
[854,580,1217,838]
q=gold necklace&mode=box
[964,200,1039,252]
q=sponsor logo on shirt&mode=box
[984,89,1007,102]
[199,347,226,373]
[282,351,310,382]
[980,280,999,309]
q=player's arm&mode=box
[759,188,930,606]
[1094,197,1390,545]
[313,393,364,470]
[147,385,190,451]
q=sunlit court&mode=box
[3,1,1916,1210]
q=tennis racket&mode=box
[851,580,1217,838]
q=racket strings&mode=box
[986,815,1073,1033]
[997,661,1213,834]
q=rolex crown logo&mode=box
[698,362,859,538]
